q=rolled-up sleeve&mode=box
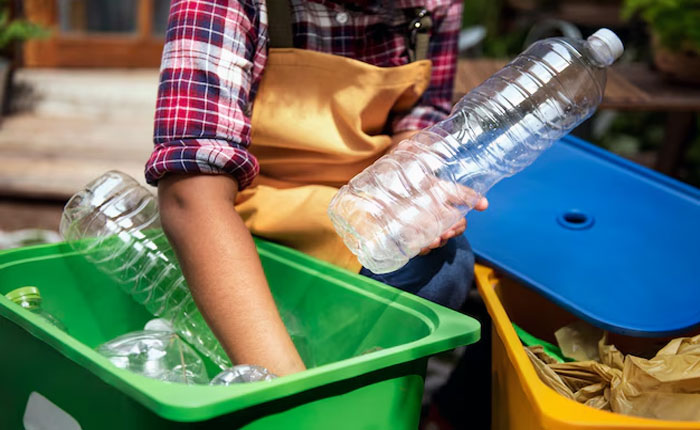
[145,0,268,190]
[391,0,463,133]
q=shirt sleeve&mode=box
[391,0,463,134]
[145,0,267,190]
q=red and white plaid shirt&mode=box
[145,0,463,189]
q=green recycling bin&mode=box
[0,238,479,429]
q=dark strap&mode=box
[408,8,432,62]
[268,1,431,60]
[267,0,294,48]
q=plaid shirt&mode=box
[146,0,463,189]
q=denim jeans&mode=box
[359,234,474,311]
[362,235,485,428]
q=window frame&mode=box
[23,0,165,67]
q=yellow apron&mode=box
[236,47,431,272]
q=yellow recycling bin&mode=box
[474,264,700,430]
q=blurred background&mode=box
[456,0,700,187]
[0,0,699,245]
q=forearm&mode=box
[158,174,305,376]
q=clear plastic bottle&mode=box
[5,286,67,331]
[97,330,209,385]
[59,171,231,370]
[210,364,276,385]
[328,29,624,274]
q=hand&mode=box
[418,197,488,255]
[389,130,489,256]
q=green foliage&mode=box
[0,0,48,52]
[462,0,529,58]
[462,0,503,35]
[622,0,700,52]
[595,111,666,155]
[591,111,700,188]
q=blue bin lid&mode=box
[466,135,700,337]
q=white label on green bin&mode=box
[23,392,81,430]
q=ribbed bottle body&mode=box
[330,35,615,274]
[60,171,231,369]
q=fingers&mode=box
[448,183,488,212]
[445,217,466,237]
[475,197,489,211]
[419,235,445,255]
[418,217,467,255]
[418,239,439,255]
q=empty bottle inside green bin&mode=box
[59,170,320,370]
[97,329,210,385]
[5,286,67,331]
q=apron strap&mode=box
[268,2,431,62]
[267,0,294,49]
[407,8,432,62]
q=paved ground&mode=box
[0,68,158,233]
[1,68,157,201]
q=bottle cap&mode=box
[589,28,624,61]
[5,286,41,303]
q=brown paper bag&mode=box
[610,334,700,421]
[525,347,576,400]
[525,347,618,411]
[554,321,604,362]
[525,330,700,421]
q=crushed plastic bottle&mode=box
[5,286,67,331]
[210,365,277,385]
[328,29,624,274]
[97,330,209,385]
[144,318,175,333]
[59,171,231,369]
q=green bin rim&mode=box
[0,239,480,422]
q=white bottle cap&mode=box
[589,28,624,61]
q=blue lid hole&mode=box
[557,210,595,230]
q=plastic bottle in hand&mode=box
[328,29,624,274]
[59,171,231,369]
[5,286,67,331]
